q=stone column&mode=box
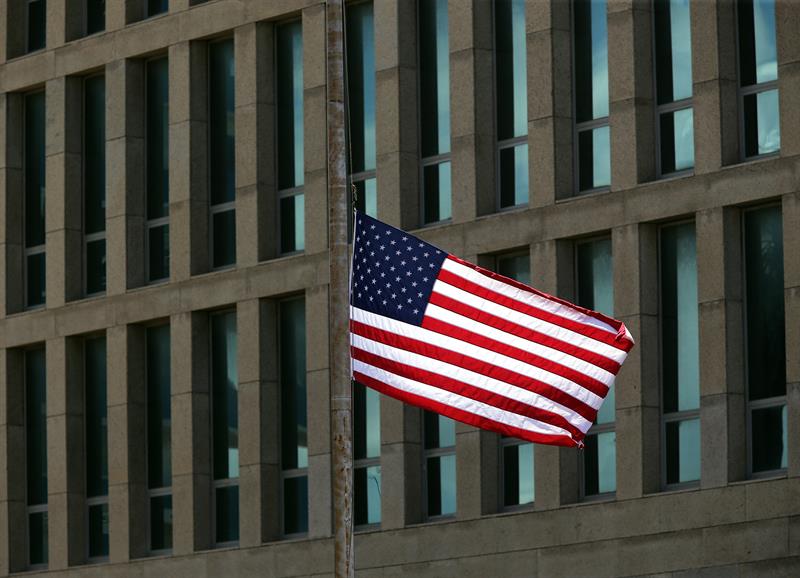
[1,93,23,316]
[47,0,69,48]
[379,397,422,529]
[782,193,800,477]
[0,348,26,574]
[776,0,800,158]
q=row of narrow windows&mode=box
[11,0,782,309]
[13,203,788,569]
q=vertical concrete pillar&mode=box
[696,207,746,487]
[302,5,328,256]
[449,0,494,222]
[375,0,419,229]
[46,336,86,568]
[528,0,573,206]
[306,285,332,537]
[776,0,800,158]
[612,223,660,499]
[47,0,69,48]
[107,325,147,562]
[0,348,26,574]
[782,193,800,477]
[1,93,24,316]
[380,398,422,529]
[170,312,211,554]
[691,0,739,173]
[106,0,127,32]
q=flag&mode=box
[349,211,634,448]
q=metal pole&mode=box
[326,0,354,577]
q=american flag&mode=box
[349,211,634,447]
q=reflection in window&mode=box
[281,297,308,535]
[744,206,786,474]
[209,39,236,268]
[27,0,46,52]
[146,57,170,282]
[574,0,610,192]
[84,75,106,296]
[85,336,109,559]
[147,325,172,551]
[424,411,456,517]
[420,0,451,223]
[24,91,46,307]
[211,311,238,543]
[576,238,615,496]
[660,223,700,486]
[278,20,305,253]
[495,0,528,208]
[354,382,381,526]
[26,348,48,567]
[654,0,694,175]
[738,0,780,158]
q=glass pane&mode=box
[744,206,784,401]
[353,178,377,218]
[427,454,456,517]
[147,325,171,489]
[283,476,308,535]
[584,431,616,495]
[419,0,450,157]
[654,0,692,104]
[86,0,105,35]
[422,161,452,224]
[26,252,46,308]
[215,485,239,543]
[148,224,170,282]
[85,337,108,498]
[277,21,304,190]
[661,222,699,414]
[212,209,236,268]
[25,91,46,248]
[659,107,695,174]
[503,442,534,507]
[578,126,610,191]
[743,89,780,157]
[212,312,238,481]
[354,382,380,460]
[574,0,609,122]
[209,39,235,206]
[88,503,109,558]
[346,2,376,173]
[27,0,46,52]
[424,411,455,449]
[495,0,528,140]
[86,238,106,295]
[29,511,48,565]
[146,57,169,220]
[147,0,168,18]
[751,405,787,472]
[354,465,381,526]
[280,194,305,253]
[281,298,307,470]
[496,253,530,286]
[26,348,47,506]
[84,76,106,236]
[666,418,700,484]
[738,0,777,86]
[499,144,529,208]
[150,494,172,551]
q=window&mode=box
[495,0,528,208]
[744,205,785,475]
[211,311,239,544]
[575,238,615,497]
[26,0,46,52]
[653,0,694,176]
[419,0,451,224]
[277,21,305,254]
[25,347,48,568]
[86,0,105,35]
[24,91,46,308]
[737,0,780,158]
[85,336,109,559]
[660,222,700,487]
[423,411,456,517]
[209,39,236,269]
[84,75,106,296]
[347,2,377,218]
[280,297,308,535]
[146,325,172,552]
[494,252,534,508]
[573,0,610,193]
[147,0,167,18]
[146,57,170,282]
[354,382,380,526]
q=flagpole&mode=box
[326,0,354,577]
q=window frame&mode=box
[421,412,456,520]
[23,346,48,570]
[25,0,46,54]
[22,90,47,310]
[353,382,381,530]
[82,73,107,298]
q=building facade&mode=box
[0,0,799,576]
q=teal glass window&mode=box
[84,75,106,295]
[24,91,46,307]
[574,0,610,192]
[495,0,528,208]
[420,0,451,223]
[211,311,238,543]
[278,20,305,253]
[576,238,615,496]
[209,39,236,268]
[744,206,786,474]
[660,223,700,486]
[86,0,105,35]
[354,382,381,526]
[26,348,48,567]
[85,336,109,559]
[146,56,170,282]
[738,0,780,157]
[280,297,308,535]
[424,411,456,517]
[27,0,46,52]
